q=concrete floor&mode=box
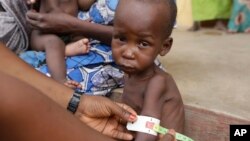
[159,29,250,120]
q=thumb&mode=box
[112,102,137,122]
[109,129,134,140]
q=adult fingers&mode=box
[114,102,137,122]
[116,103,137,116]
[110,125,134,141]
[26,10,41,21]
[26,11,44,29]
[26,17,39,29]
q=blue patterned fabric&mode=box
[20,0,121,95]
[78,0,118,24]
[20,41,124,95]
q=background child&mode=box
[30,0,89,88]
[23,0,123,95]
[111,0,185,140]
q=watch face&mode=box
[67,92,81,113]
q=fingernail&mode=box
[129,114,137,121]
[127,134,133,140]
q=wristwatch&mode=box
[67,91,82,113]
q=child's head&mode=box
[112,0,177,74]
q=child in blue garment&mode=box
[29,0,90,89]
[21,0,124,95]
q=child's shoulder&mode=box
[151,67,174,82]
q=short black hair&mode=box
[136,0,177,37]
[166,0,177,36]
[116,0,177,37]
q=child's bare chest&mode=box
[122,80,148,113]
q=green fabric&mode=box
[192,0,232,21]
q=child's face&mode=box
[112,0,172,74]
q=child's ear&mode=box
[159,37,173,56]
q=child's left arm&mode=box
[134,74,184,141]
[159,74,185,133]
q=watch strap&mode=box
[67,92,81,113]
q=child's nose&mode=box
[122,47,135,59]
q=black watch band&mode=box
[67,92,81,114]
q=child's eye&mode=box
[113,34,127,43]
[138,41,150,48]
[118,36,127,42]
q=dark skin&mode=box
[0,71,176,141]
[78,0,96,11]
[26,1,113,85]
[0,71,132,141]
[30,0,81,88]
[0,42,175,141]
[25,0,181,140]
[26,3,113,45]
[112,0,184,141]
[0,42,138,141]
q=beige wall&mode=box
[176,0,193,29]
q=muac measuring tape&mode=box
[127,115,194,141]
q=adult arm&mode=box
[26,11,113,45]
[0,43,137,140]
[0,71,115,141]
[0,43,72,108]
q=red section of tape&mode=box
[146,121,155,129]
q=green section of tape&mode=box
[153,125,194,141]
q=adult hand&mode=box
[75,95,137,140]
[26,10,78,33]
